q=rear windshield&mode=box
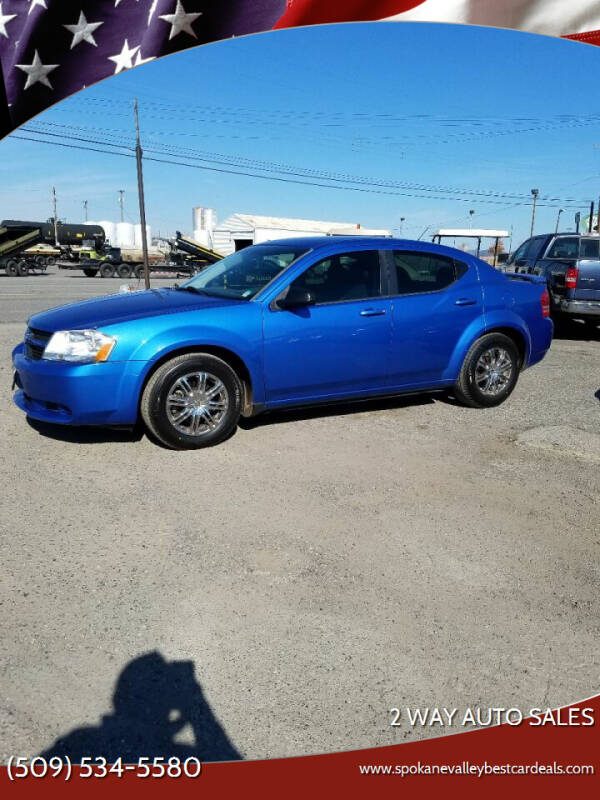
[545,237,579,259]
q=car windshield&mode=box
[181,244,310,300]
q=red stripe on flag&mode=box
[274,0,426,28]
[565,29,600,45]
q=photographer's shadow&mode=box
[41,652,241,762]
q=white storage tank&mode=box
[97,220,116,246]
[134,224,151,248]
[116,222,135,248]
[193,207,217,234]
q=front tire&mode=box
[83,268,98,277]
[140,353,243,449]
[100,263,115,279]
[453,333,520,408]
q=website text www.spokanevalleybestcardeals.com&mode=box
[358,762,595,777]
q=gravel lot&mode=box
[1,269,599,762]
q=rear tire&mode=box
[46,256,56,267]
[141,353,242,449]
[100,263,115,279]
[5,260,18,277]
[17,260,29,277]
[134,264,145,280]
[453,333,520,408]
[117,263,132,279]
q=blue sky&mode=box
[2,22,600,247]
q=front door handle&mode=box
[360,308,387,317]
[455,298,477,306]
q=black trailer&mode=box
[0,220,106,276]
[0,225,44,276]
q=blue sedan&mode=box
[12,237,553,449]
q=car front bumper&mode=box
[12,343,144,426]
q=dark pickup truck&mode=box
[505,233,600,327]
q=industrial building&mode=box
[192,207,392,256]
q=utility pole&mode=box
[530,189,539,237]
[589,201,595,234]
[83,200,88,223]
[133,100,150,290]
[399,217,405,237]
[597,197,600,234]
[52,186,58,246]
[469,209,475,229]
[118,189,125,223]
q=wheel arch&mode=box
[138,344,255,417]
[482,326,528,367]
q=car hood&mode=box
[28,288,245,332]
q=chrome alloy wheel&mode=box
[474,347,513,397]
[166,371,229,436]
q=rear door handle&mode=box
[455,298,477,306]
[360,308,387,316]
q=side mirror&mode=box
[277,287,316,309]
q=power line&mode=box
[20,122,594,205]
[9,132,586,210]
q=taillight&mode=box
[541,289,550,317]
[565,266,578,289]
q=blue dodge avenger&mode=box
[12,237,553,449]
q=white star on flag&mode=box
[27,0,47,15]
[159,1,202,40]
[0,2,17,39]
[15,50,59,90]
[134,49,156,66]
[108,39,140,74]
[63,12,104,49]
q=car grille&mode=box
[25,327,52,360]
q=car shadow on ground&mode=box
[553,318,600,342]
[26,395,442,444]
[40,652,241,762]
[239,392,440,431]
[26,418,144,445]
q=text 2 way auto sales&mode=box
[389,706,596,727]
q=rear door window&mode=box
[579,239,600,259]
[391,251,466,295]
[546,237,579,259]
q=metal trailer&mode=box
[0,220,106,276]
[0,226,46,276]
[61,231,224,279]
[431,229,510,268]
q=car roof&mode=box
[255,236,461,253]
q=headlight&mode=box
[43,330,116,363]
